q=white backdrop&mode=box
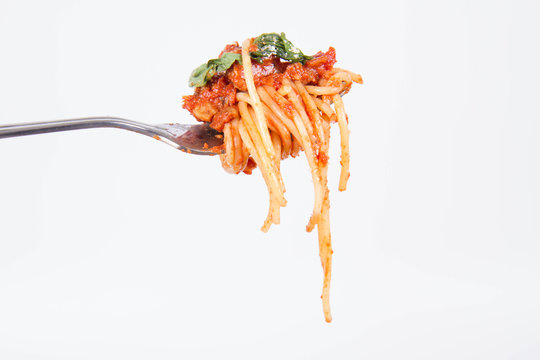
[0,0,539,359]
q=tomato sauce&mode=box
[182,45,337,131]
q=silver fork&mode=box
[0,117,224,155]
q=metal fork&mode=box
[0,117,224,155]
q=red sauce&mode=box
[182,45,337,131]
[242,157,257,174]
[318,151,329,166]
[182,77,236,124]
[210,105,239,131]
[306,47,337,76]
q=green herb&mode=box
[250,32,312,64]
[189,52,242,87]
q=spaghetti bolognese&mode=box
[183,33,362,322]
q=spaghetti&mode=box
[183,33,362,322]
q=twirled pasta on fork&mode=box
[183,33,362,322]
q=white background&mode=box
[0,0,539,359]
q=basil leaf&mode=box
[189,63,213,88]
[250,32,312,64]
[212,52,242,73]
[189,52,242,88]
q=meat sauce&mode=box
[182,45,336,132]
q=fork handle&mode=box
[0,117,166,139]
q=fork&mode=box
[0,117,224,155]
